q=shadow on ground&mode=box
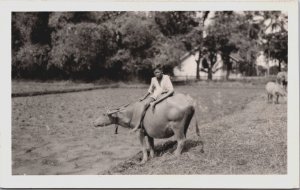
[103,139,203,175]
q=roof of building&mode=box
[229,52,244,63]
[180,47,244,63]
[180,46,201,62]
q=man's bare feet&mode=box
[130,127,140,133]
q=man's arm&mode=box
[140,78,153,101]
[139,92,150,101]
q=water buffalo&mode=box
[93,93,200,164]
[266,81,287,104]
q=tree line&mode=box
[12,11,287,82]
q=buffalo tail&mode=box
[193,101,200,137]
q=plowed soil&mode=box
[12,82,287,175]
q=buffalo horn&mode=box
[107,109,119,115]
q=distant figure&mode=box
[276,71,287,90]
[131,65,174,132]
[265,82,287,104]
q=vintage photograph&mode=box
[11,10,289,176]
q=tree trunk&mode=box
[207,53,216,81]
[224,56,231,80]
[267,49,270,76]
[278,60,282,72]
[198,12,210,81]
[226,67,230,80]
[196,61,200,80]
[208,67,213,80]
[266,59,270,77]
[196,50,202,80]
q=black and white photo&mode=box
[0,0,299,188]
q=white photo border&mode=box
[0,0,298,188]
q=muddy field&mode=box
[12,81,287,175]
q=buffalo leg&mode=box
[147,136,155,158]
[175,139,186,156]
[173,109,194,156]
[276,95,279,104]
[270,94,273,104]
[173,123,186,156]
[138,129,148,164]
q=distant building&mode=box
[255,51,287,76]
[173,49,244,80]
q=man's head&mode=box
[154,65,163,79]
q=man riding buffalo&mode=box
[131,64,174,132]
[93,65,202,163]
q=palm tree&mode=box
[252,11,288,74]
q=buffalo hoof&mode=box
[130,128,140,134]
[174,151,181,157]
[139,159,147,165]
[150,151,155,158]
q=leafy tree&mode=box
[232,13,262,76]
[106,49,132,80]
[31,12,52,45]
[48,12,125,28]
[12,12,52,79]
[49,23,117,79]
[105,13,160,81]
[154,11,204,79]
[12,11,287,81]
[202,35,217,80]
[117,14,157,52]
[80,12,125,24]
[48,12,75,29]
[263,31,287,72]
[197,11,286,79]
[201,12,239,80]
[244,11,287,74]
[256,65,267,76]
[184,11,209,80]
[12,12,39,47]
[13,44,50,79]
[269,65,280,75]
[151,38,186,75]
[107,12,187,81]
[154,11,198,36]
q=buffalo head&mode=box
[93,108,119,127]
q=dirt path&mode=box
[105,94,287,174]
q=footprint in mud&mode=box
[101,151,113,155]
[236,159,247,166]
[41,159,59,166]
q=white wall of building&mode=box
[256,51,280,68]
[173,52,226,80]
